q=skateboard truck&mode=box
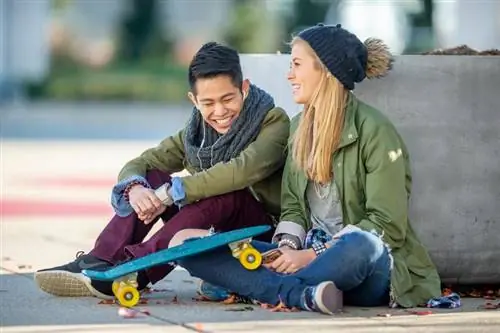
[228,238,262,270]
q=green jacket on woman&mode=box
[274,94,441,308]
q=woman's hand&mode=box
[264,248,316,274]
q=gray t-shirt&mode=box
[306,180,344,236]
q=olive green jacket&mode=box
[117,107,290,217]
[274,94,441,308]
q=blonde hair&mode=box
[291,37,348,184]
[290,36,393,184]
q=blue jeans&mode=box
[179,230,391,308]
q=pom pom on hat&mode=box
[364,38,394,79]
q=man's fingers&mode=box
[146,192,162,209]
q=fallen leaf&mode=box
[98,299,116,305]
[481,302,499,310]
[377,313,392,317]
[222,294,239,304]
[268,300,300,312]
[442,288,453,296]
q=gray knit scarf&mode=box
[184,84,275,171]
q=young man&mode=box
[34,42,290,299]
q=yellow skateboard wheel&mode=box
[239,247,262,270]
[116,285,140,308]
[112,281,120,296]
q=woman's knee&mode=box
[341,230,386,261]
[169,228,210,248]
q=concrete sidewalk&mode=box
[1,140,499,332]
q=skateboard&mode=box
[82,225,271,307]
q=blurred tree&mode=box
[224,0,278,53]
[404,0,435,54]
[117,0,172,63]
[279,0,331,52]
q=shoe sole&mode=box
[34,270,113,300]
[315,281,343,315]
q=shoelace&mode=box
[75,250,86,259]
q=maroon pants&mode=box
[89,170,275,284]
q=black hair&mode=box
[188,42,243,92]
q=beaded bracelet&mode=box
[123,180,149,202]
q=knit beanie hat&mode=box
[297,23,393,90]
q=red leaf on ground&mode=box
[98,299,116,305]
[481,302,499,310]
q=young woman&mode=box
[173,24,441,315]
[34,42,290,300]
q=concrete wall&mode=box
[241,54,500,284]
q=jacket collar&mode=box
[337,92,359,149]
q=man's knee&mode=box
[169,229,210,248]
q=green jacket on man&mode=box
[274,94,441,308]
[117,107,290,217]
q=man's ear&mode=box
[241,79,250,99]
[187,91,199,109]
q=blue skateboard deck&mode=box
[82,225,271,282]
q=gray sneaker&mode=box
[301,281,343,315]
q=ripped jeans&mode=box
[179,228,392,308]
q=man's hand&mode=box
[263,248,316,274]
[138,204,167,224]
[128,185,163,218]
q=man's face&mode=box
[189,76,249,134]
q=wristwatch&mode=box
[311,241,327,257]
[154,183,174,206]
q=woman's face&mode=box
[287,41,323,105]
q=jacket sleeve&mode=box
[117,129,186,182]
[356,121,409,250]
[111,130,186,216]
[179,107,290,204]
[272,116,308,245]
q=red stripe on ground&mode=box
[0,199,113,217]
[29,177,115,188]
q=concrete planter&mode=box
[241,54,500,284]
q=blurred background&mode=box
[1,0,499,107]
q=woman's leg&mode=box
[178,229,391,311]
